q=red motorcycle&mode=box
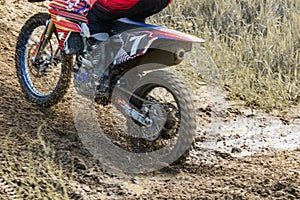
[15,0,203,166]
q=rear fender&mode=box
[152,28,205,43]
[149,28,204,58]
[113,28,204,66]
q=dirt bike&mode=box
[15,0,203,167]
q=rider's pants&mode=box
[87,0,172,35]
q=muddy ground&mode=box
[0,1,299,199]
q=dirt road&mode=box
[0,1,299,199]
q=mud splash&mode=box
[190,109,300,165]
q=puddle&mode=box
[193,114,300,162]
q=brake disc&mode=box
[140,103,167,142]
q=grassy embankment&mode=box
[151,0,299,110]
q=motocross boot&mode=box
[74,33,109,98]
[88,33,110,96]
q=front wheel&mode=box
[125,70,197,165]
[15,13,72,106]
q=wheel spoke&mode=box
[42,76,52,94]
[16,13,71,106]
[23,25,62,96]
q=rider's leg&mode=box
[81,0,172,96]
[87,4,113,35]
[87,0,172,35]
[124,0,172,22]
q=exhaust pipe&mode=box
[174,48,185,64]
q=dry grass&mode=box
[150,0,300,110]
[0,125,72,199]
[0,125,105,199]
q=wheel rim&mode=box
[128,85,181,152]
[20,23,62,97]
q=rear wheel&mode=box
[125,70,196,165]
[15,13,72,106]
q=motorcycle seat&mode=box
[110,18,165,34]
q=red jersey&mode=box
[95,0,172,12]
[95,0,139,11]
